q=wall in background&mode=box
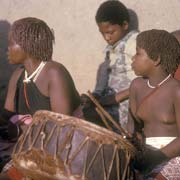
[0,0,180,93]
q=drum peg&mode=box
[65,143,72,149]
[40,131,46,139]
[123,135,127,139]
[40,131,46,150]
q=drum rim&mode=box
[31,110,135,154]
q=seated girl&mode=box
[128,29,180,179]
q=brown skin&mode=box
[114,89,129,102]
[97,21,130,104]
[0,28,80,180]
[5,32,80,115]
[98,21,128,45]
[128,47,180,159]
[173,33,180,80]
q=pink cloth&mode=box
[10,114,32,125]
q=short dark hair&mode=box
[137,29,180,74]
[95,0,129,25]
[10,17,54,61]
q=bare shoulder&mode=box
[130,76,146,91]
[171,78,180,98]
[44,61,72,81]
[46,61,69,72]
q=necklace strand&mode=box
[23,61,46,83]
[147,74,171,89]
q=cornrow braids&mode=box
[10,17,54,61]
[137,29,180,75]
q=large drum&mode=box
[12,110,135,180]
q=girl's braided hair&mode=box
[10,17,54,61]
[137,29,180,74]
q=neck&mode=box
[23,61,46,83]
[23,58,42,75]
[147,73,171,89]
[148,72,169,84]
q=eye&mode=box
[109,31,114,35]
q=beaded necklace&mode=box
[23,61,46,83]
[147,74,171,89]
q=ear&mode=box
[122,21,129,30]
[154,56,161,66]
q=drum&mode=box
[12,110,135,180]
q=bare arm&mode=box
[127,81,137,134]
[48,64,74,115]
[115,88,129,103]
[4,68,23,112]
[161,87,180,158]
[97,88,130,107]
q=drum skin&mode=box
[12,110,135,180]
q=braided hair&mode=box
[137,29,180,75]
[10,17,54,61]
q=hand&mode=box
[80,94,93,108]
[10,114,32,125]
[128,132,145,151]
[6,114,33,141]
[98,94,117,106]
[80,93,101,108]
[133,147,168,174]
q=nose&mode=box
[104,34,111,41]
[131,54,135,62]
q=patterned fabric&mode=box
[94,30,138,129]
[144,137,180,180]
[144,157,180,180]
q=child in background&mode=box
[91,0,138,129]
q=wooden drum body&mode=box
[12,110,135,180]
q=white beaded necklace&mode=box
[147,74,171,89]
[23,61,46,83]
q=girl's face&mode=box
[98,21,128,45]
[7,33,27,64]
[131,47,155,76]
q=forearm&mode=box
[115,88,129,103]
[161,137,180,158]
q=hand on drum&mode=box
[80,93,97,108]
[5,114,33,141]
[98,94,117,106]
[133,147,169,174]
[80,93,107,127]
[127,132,145,151]
[10,114,32,125]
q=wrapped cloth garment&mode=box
[144,137,180,180]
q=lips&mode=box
[7,52,12,63]
[131,65,134,70]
